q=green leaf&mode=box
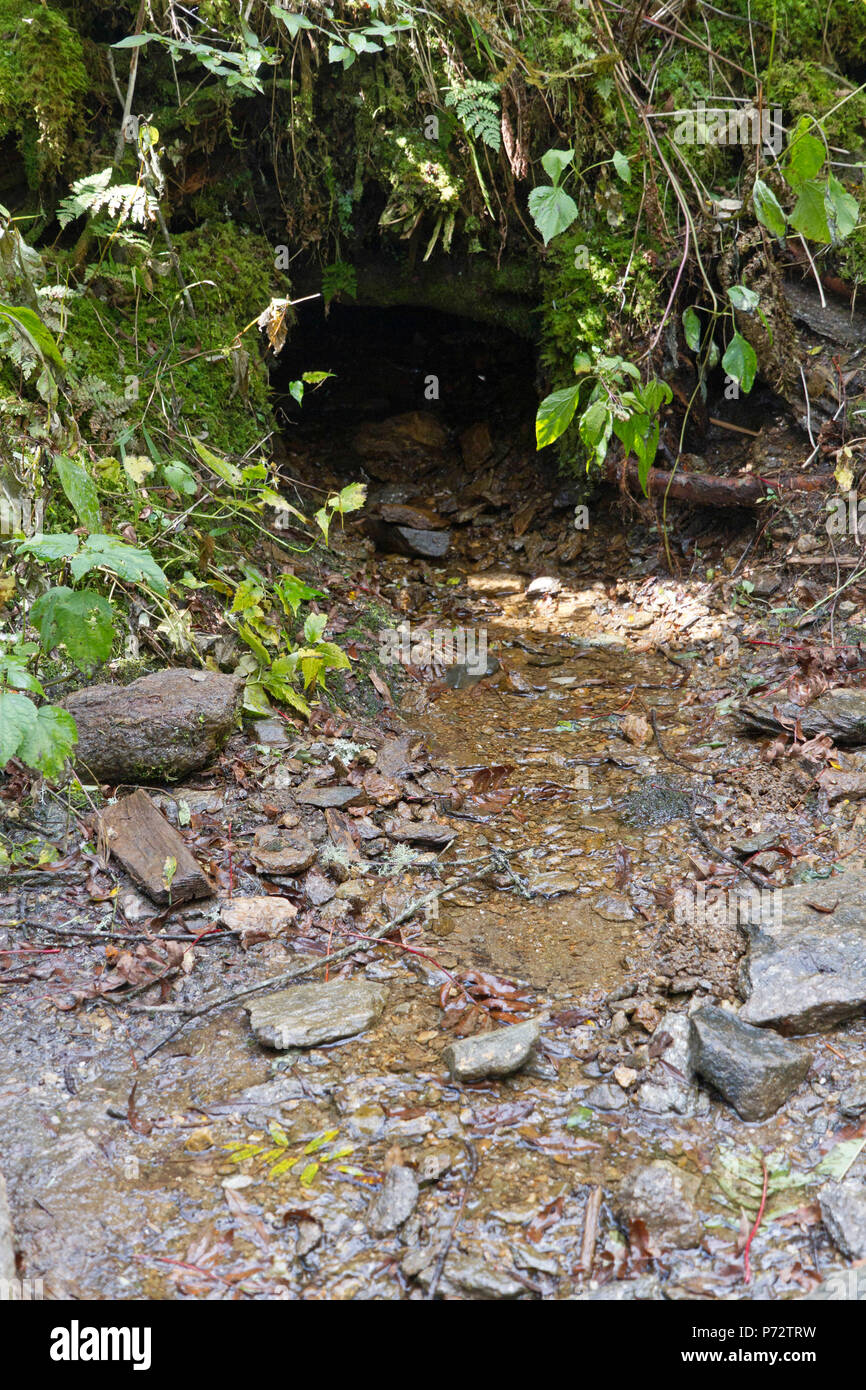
[784,119,825,190]
[332,481,367,516]
[303,612,328,644]
[69,535,168,595]
[528,184,578,245]
[15,533,79,563]
[752,179,787,238]
[191,438,243,488]
[816,1135,866,1182]
[31,587,114,670]
[0,658,43,694]
[162,460,198,497]
[112,33,154,48]
[612,150,631,184]
[825,175,859,244]
[722,332,758,393]
[270,9,315,37]
[0,690,37,766]
[53,454,101,530]
[15,704,77,778]
[682,307,702,352]
[0,303,65,371]
[273,573,322,617]
[579,398,613,468]
[727,285,760,312]
[535,383,583,449]
[540,148,574,184]
[789,179,831,244]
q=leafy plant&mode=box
[528,148,579,245]
[444,79,501,152]
[0,639,77,777]
[536,349,672,491]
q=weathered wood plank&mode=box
[99,789,213,904]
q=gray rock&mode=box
[366,1165,419,1236]
[839,1082,866,1118]
[615,1161,703,1249]
[443,655,500,690]
[585,1082,628,1111]
[575,1276,663,1301]
[443,1017,540,1083]
[689,1005,813,1120]
[249,826,317,875]
[365,519,451,559]
[415,1251,525,1298]
[636,1013,705,1117]
[295,784,366,810]
[819,1180,866,1259]
[247,978,387,1049]
[739,871,866,1032]
[63,669,242,784]
[737,688,866,744]
[385,819,456,848]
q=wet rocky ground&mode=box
[4,376,866,1299]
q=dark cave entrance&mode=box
[269,300,539,442]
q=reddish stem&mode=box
[743,1155,768,1285]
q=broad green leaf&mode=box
[16,533,79,563]
[612,150,631,184]
[332,481,367,515]
[682,307,702,352]
[540,148,574,184]
[54,454,101,530]
[789,179,831,243]
[0,658,43,694]
[242,680,274,716]
[579,398,613,467]
[273,573,322,616]
[237,623,271,664]
[303,611,328,644]
[123,454,155,485]
[784,119,825,190]
[31,587,114,670]
[271,10,316,37]
[727,284,760,312]
[15,704,77,777]
[536,383,583,449]
[162,460,198,497]
[528,184,578,244]
[304,1129,339,1155]
[70,535,168,595]
[722,332,758,393]
[752,179,787,238]
[112,33,154,47]
[315,640,350,671]
[825,175,859,243]
[0,690,37,765]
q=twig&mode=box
[426,1140,478,1301]
[579,1185,603,1276]
[649,709,711,778]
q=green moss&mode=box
[0,1,88,186]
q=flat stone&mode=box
[295,784,366,809]
[585,1082,628,1111]
[415,1251,524,1299]
[249,826,317,875]
[737,688,866,744]
[220,896,298,939]
[615,1161,703,1249]
[689,1005,813,1120]
[443,655,500,690]
[443,1017,541,1082]
[739,871,866,1032]
[302,869,336,906]
[63,669,242,785]
[385,819,456,848]
[529,871,581,898]
[819,1180,866,1259]
[366,1165,419,1236]
[247,978,388,1049]
[377,502,449,529]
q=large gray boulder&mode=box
[688,1005,812,1120]
[64,669,242,784]
[739,871,866,1032]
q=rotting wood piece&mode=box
[98,789,214,904]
